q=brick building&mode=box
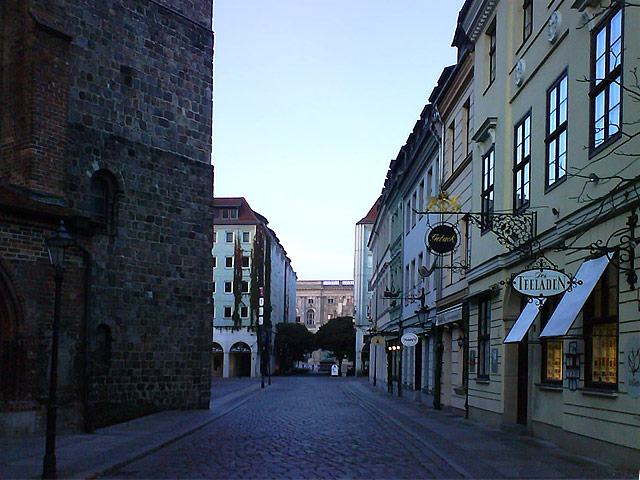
[0,0,214,435]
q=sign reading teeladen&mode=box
[512,268,570,298]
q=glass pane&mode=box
[596,29,606,61]
[560,77,567,102]
[610,38,622,70]
[609,105,620,136]
[595,90,605,118]
[558,131,567,176]
[610,11,622,48]
[548,143,556,184]
[559,96,567,125]
[595,54,606,82]
[609,79,620,108]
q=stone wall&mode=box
[0,0,214,433]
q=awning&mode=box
[504,298,545,343]
[539,254,611,338]
[436,305,463,326]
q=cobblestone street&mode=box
[102,377,634,479]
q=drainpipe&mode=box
[75,243,93,433]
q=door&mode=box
[517,340,528,425]
[414,337,422,391]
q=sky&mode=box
[212,0,465,281]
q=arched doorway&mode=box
[229,342,251,377]
[211,342,223,377]
[0,263,22,401]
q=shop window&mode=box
[540,298,562,384]
[584,261,618,388]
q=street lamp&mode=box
[42,221,75,480]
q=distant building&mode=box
[295,280,355,334]
[353,199,380,374]
[212,198,296,378]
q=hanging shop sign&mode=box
[511,268,571,298]
[370,335,385,346]
[401,332,419,347]
[425,222,459,255]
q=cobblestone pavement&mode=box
[103,377,635,480]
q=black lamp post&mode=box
[42,221,75,480]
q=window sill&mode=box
[589,132,622,159]
[535,383,562,392]
[579,388,619,398]
[544,175,567,195]
[475,378,490,384]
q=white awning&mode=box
[435,305,463,326]
[539,254,611,338]
[504,298,545,343]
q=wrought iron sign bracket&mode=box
[416,208,537,256]
[556,210,638,290]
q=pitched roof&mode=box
[213,197,261,225]
[357,197,381,225]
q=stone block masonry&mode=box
[0,0,214,434]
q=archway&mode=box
[211,342,223,378]
[229,342,251,377]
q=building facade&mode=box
[363,0,640,468]
[353,199,379,374]
[0,0,214,435]
[212,198,296,378]
[295,280,354,334]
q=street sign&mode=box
[370,335,385,346]
[401,332,419,347]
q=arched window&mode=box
[90,170,118,233]
[306,309,315,325]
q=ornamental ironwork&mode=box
[557,210,638,289]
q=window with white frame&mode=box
[591,8,622,150]
[226,231,234,243]
[514,113,531,211]
[546,73,568,187]
[481,148,495,230]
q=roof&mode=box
[213,197,262,225]
[357,197,381,225]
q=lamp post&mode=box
[42,221,75,480]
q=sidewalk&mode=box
[0,378,263,480]
[345,378,637,479]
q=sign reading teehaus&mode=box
[512,268,571,298]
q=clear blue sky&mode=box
[212,0,465,280]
